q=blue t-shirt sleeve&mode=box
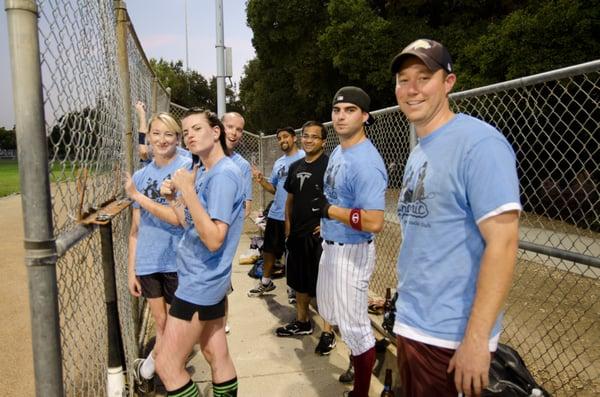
[206,171,239,225]
[465,136,521,221]
[353,161,387,210]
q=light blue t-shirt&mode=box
[321,139,388,244]
[132,153,192,275]
[267,149,305,221]
[394,113,521,347]
[231,152,253,202]
[175,156,244,305]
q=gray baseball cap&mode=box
[390,39,453,74]
[332,86,376,126]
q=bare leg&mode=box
[296,292,311,322]
[262,251,276,278]
[155,313,202,391]
[198,316,237,383]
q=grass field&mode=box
[0,159,19,197]
[0,159,77,197]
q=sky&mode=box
[0,0,255,128]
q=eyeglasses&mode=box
[301,134,323,141]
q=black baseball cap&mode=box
[332,86,376,126]
[390,39,453,74]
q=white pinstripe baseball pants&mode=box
[316,240,376,356]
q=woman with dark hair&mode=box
[140,108,243,397]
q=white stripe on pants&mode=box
[316,241,376,356]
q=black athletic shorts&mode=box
[263,218,285,257]
[286,233,323,297]
[169,296,226,321]
[138,272,178,304]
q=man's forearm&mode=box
[327,206,384,233]
[463,232,518,344]
[258,179,275,194]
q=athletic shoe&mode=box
[338,357,354,384]
[276,320,314,337]
[342,391,354,397]
[132,358,154,394]
[315,331,336,355]
[287,288,296,304]
[225,323,231,334]
[247,280,276,297]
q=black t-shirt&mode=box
[284,153,329,237]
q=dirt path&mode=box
[0,194,34,395]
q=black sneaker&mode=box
[247,280,276,297]
[276,320,314,337]
[338,357,354,383]
[315,331,336,355]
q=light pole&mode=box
[215,0,226,117]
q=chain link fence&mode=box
[256,61,600,396]
[8,0,598,393]
[8,0,173,395]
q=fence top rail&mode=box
[122,5,169,96]
[451,59,600,101]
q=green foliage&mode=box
[150,58,242,112]
[240,0,600,130]
[150,58,212,109]
[459,0,600,89]
[0,159,19,197]
[0,127,16,150]
[243,0,340,132]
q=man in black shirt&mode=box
[276,121,336,356]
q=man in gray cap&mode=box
[391,39,521,397]
[313,86,388,397]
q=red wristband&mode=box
[349,208,362,231]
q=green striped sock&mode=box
[167,379,199,397]
[213,377,238,397]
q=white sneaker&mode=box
[225,323,231,334]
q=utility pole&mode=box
[215,0,226,117]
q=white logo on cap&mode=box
[409,39,432,50]
[337,95,344,101]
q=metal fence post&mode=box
[114,0,140,344]
[409,123,417,150]
[114,0,134,175]
[5,0,64,396]
[99,223,126,395]
[259,132,265,210]
[151,76,158,114]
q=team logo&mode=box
[276,164,288,179]
[296,171,312,190]
[408,39,432,50]
[324,162,342,200]
[398,162,433,219]
[351,211,360,224]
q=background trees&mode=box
[239,0,600,132]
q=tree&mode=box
[242,0,341,132]
[459,0,600,89]
[240,0,600,130]
[0,126,16,150]
[150,58,212,109]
